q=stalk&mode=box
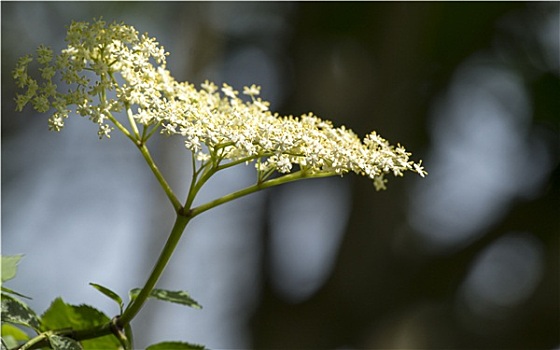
[189,170,334,217]
[118,213,191,326]
[137,143,182,211]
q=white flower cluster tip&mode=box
[14,19,426,190]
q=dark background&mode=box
[2,2,558,349]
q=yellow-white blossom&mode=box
[14,18,426,189]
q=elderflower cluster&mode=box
[13,19,426,190]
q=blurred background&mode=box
[2,2,559,349]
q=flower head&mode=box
[14,19,426,188]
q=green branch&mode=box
[106,113,135,142]
[14,324,113,350]
[138,143,182,211]
[126,105,141,140]
[189,170,335,217]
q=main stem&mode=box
[118,213,191,326]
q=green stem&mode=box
[15,324,113,350]
[126,106,141,140]
[106,112,136,143]
[184,152,265,209]
[17,206,192,349]
[143,121,162,142]
[214,154,264,172]
[99,74,135,144]
[189,170,335,217]
[118,213,191,327]
[183,158,217,210]
[183,157,204,210]
[15,333,48,350]
[138,143,182,211]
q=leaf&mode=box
[89,283,123,312]
[1,323,30,341]
[41,298,106,330]
[81,336,121,350]
[48,335,83,350]
[146,341,206,350]
[0,293,40,329]
[41,298,121,350]
[1,255,23,284]
[1,323,30,349]
[129,288,202,309]
[1,286,31,300]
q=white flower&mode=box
[221,84,238,100]
[243,84,260,97]
[15,18,426,189]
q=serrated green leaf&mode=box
[129,288,202,309]
[89,283,123,312]
[41,298,121,350]
[1,255,23,284]
[0,293,40,329]
[146,341,206,350]
[48,335,83,350]
[41,298,106,330]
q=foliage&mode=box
[1,259,202,350]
